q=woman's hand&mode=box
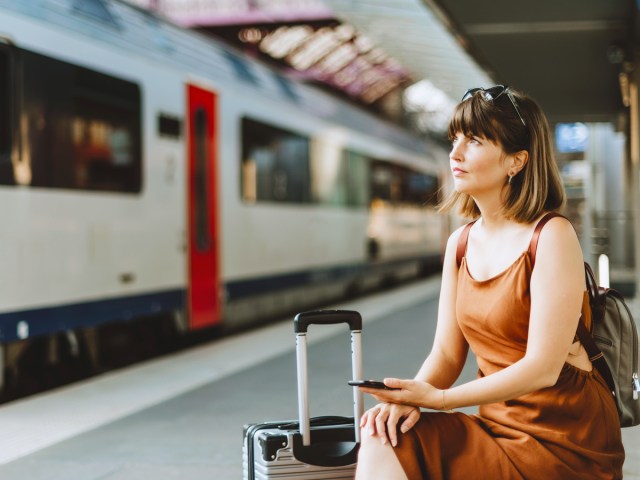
[359,378,442,410]
[358,378,443,446]
[359,402,420,447]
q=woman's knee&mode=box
[356,428,407,479]
[359,427,386,451]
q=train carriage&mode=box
[0,0,449,393]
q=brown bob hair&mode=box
[439,87,565,223]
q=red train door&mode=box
[186,84,221,329]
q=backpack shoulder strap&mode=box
[456,220,477,268]
[576,318,616,396]
[580,263,617,396]
[528,212,565,267]
[529,212,617,397]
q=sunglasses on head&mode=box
[461,85,526,127]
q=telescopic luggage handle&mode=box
[294,309,363,333]
[294,310,364,451]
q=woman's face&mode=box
[449,132,509,196]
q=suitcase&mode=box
[242,309,364,479]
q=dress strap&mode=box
[456,220,477,268]
[528,212,567,267]
[459,212,568,270]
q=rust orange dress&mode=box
[393,236,625,479]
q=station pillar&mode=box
[630,63,640,297]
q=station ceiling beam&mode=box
[326,0,635,123]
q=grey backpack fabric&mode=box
[533,213,640,427]
[582,263,640,427]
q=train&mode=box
[0,0,450,395]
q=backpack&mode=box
[580,262,639,427]
[531,213,639,427]
[457,212,640,427]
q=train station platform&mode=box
[0,278,638,479]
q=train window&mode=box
[345,150,370,208]
[194,108,211,251]
[370,160,438,207]
[0,49,10,167]
[370,161,399,202]
[241,117,310,204]
[311,140,348,206]
[158,114,182,139]
[403,171,439,206]
[10,48,141,193]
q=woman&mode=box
[355,86,625,479]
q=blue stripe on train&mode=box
[0,289,185,342]
[0,256,435,342]
[223,255,435,300]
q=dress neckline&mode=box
[462,251,529,283]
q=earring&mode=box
[508,173,514,184]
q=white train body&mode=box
[0,0,449,345]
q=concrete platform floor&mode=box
[0,277,637,479]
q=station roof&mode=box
[125,0,635,126]
[325,0,635,123]
[124,0,417,105]
[123,0,493,134]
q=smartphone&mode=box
[348,380,399,390]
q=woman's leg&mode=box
[355,429,408,480]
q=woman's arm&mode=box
[359,226,470,446]
[414,226,469,389]
[368,217,586,410]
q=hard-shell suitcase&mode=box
[242,309,364,479]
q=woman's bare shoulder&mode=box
[534,214,583,268]
[536,215,579,243]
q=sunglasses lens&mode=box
[460,85,526,127]
[462,86,505,102]
[483,85,506,101]
[461,88,480,102]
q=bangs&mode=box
[441,87,564,222]
[448,95,501,142]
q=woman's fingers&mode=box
[387,407,401,447]
[400,408,421,434]
[361,404,421,447]
[383,377,408,390]
[374,406,390,444]
[359,408,371,428]
[361,405,381,435]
